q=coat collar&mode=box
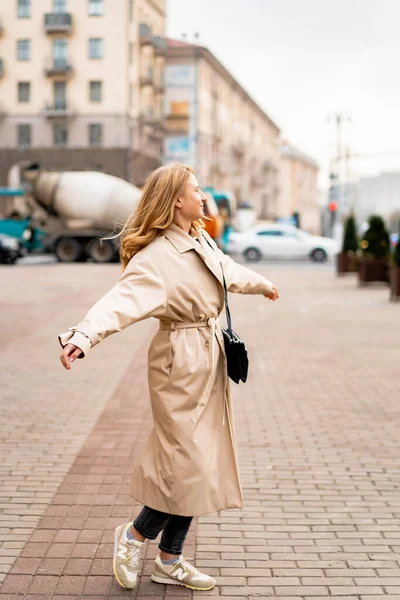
[163,223,224,287]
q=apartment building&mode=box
[164,39,281,218]
[278,144,320,233]
[0,0,166,187]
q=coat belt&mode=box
[159,317,226,426]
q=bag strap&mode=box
[201,233,233,335]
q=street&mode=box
[1,260,400,599]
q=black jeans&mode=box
[133,506,193,555]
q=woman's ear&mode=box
[175,197,183,209]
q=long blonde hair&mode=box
[117,163,204,269]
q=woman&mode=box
[59,164,279,592]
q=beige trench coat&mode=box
[59,224,274,516]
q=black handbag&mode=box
[202,234,249,384]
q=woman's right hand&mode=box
[60,344,83,370]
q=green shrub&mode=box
[342,215,359,253]
[361,215,390,260]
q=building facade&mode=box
[164,39,281,218]
[0,0,166,187]
[278,144,320,233]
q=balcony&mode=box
[45,58,73,78]
[44,12,72,34]
[165,113,189,134]
[152,36,166,56]
[139,23,152,46]
[43,102,75,118]
[140,68,154,87]
[0,58,4,78]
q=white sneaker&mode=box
[151,554,216,590]
[113,522,144,589]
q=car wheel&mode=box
[310,248,327,263]
[244,247,262,262]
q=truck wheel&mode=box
[55,237,84,262]
[87,239,116,263]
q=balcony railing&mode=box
[44,13,72,34]
[140,68,154,87]
[0,58,4,78]
[152,36,166,56]
[139,23,153,46]
[45,59,73,77]
[43,102,75,118]
[165,113,189,133]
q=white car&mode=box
[227,224,339,262]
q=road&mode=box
[1,259,399,599]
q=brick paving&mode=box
[1,260,400,599]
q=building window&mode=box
[53,123,68,146]
[129,0,133,21]
[53,0,67,12]
[18,82,30,103]
[17,39,30,61]
[17,0,30,18]
[89,81,102,102]
[89,0,103,16]
[17,124,31,147]
[89,38,103,59]
[89,124,102,146]
[53,81,66,108]
[53,38,67,64]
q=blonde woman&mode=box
[59,164,279,592]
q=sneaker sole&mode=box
[151,573,215,590]
[113,525,136,590]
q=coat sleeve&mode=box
[58,254,167,358]
[202,230,275,295]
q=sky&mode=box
[166,0,400,189]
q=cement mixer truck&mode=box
[0,163,142,263]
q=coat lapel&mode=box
[163,223,224,288]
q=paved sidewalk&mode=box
[1,261,400,599]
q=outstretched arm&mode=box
[58,254,167,362]
[203,231,279,298]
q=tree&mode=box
[361,215,390,260]
[341,214,359,253]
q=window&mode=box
[53,123,68,146]
[89,0,103,16]
[53,81,66,108]
[89,124,102,146]
[129,0,133,21]
[17,39,30,61]
[17,124,31,147]
[89,81,102,102]
[17,0,30,18]
[53,38,67,65]
[53,0,67,12]
[89,38,103,59]
[18,82,30,103]
[256,230,284,237]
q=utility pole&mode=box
[326,111,351,236]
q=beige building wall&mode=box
[0,0,165,186]
[278,144,320,234]
[164,40,281,218]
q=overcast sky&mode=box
[166,0,400,188]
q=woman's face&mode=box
[177,174,207,221]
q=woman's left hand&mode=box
[264,285,279,301]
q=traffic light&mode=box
[328,201,337,212]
